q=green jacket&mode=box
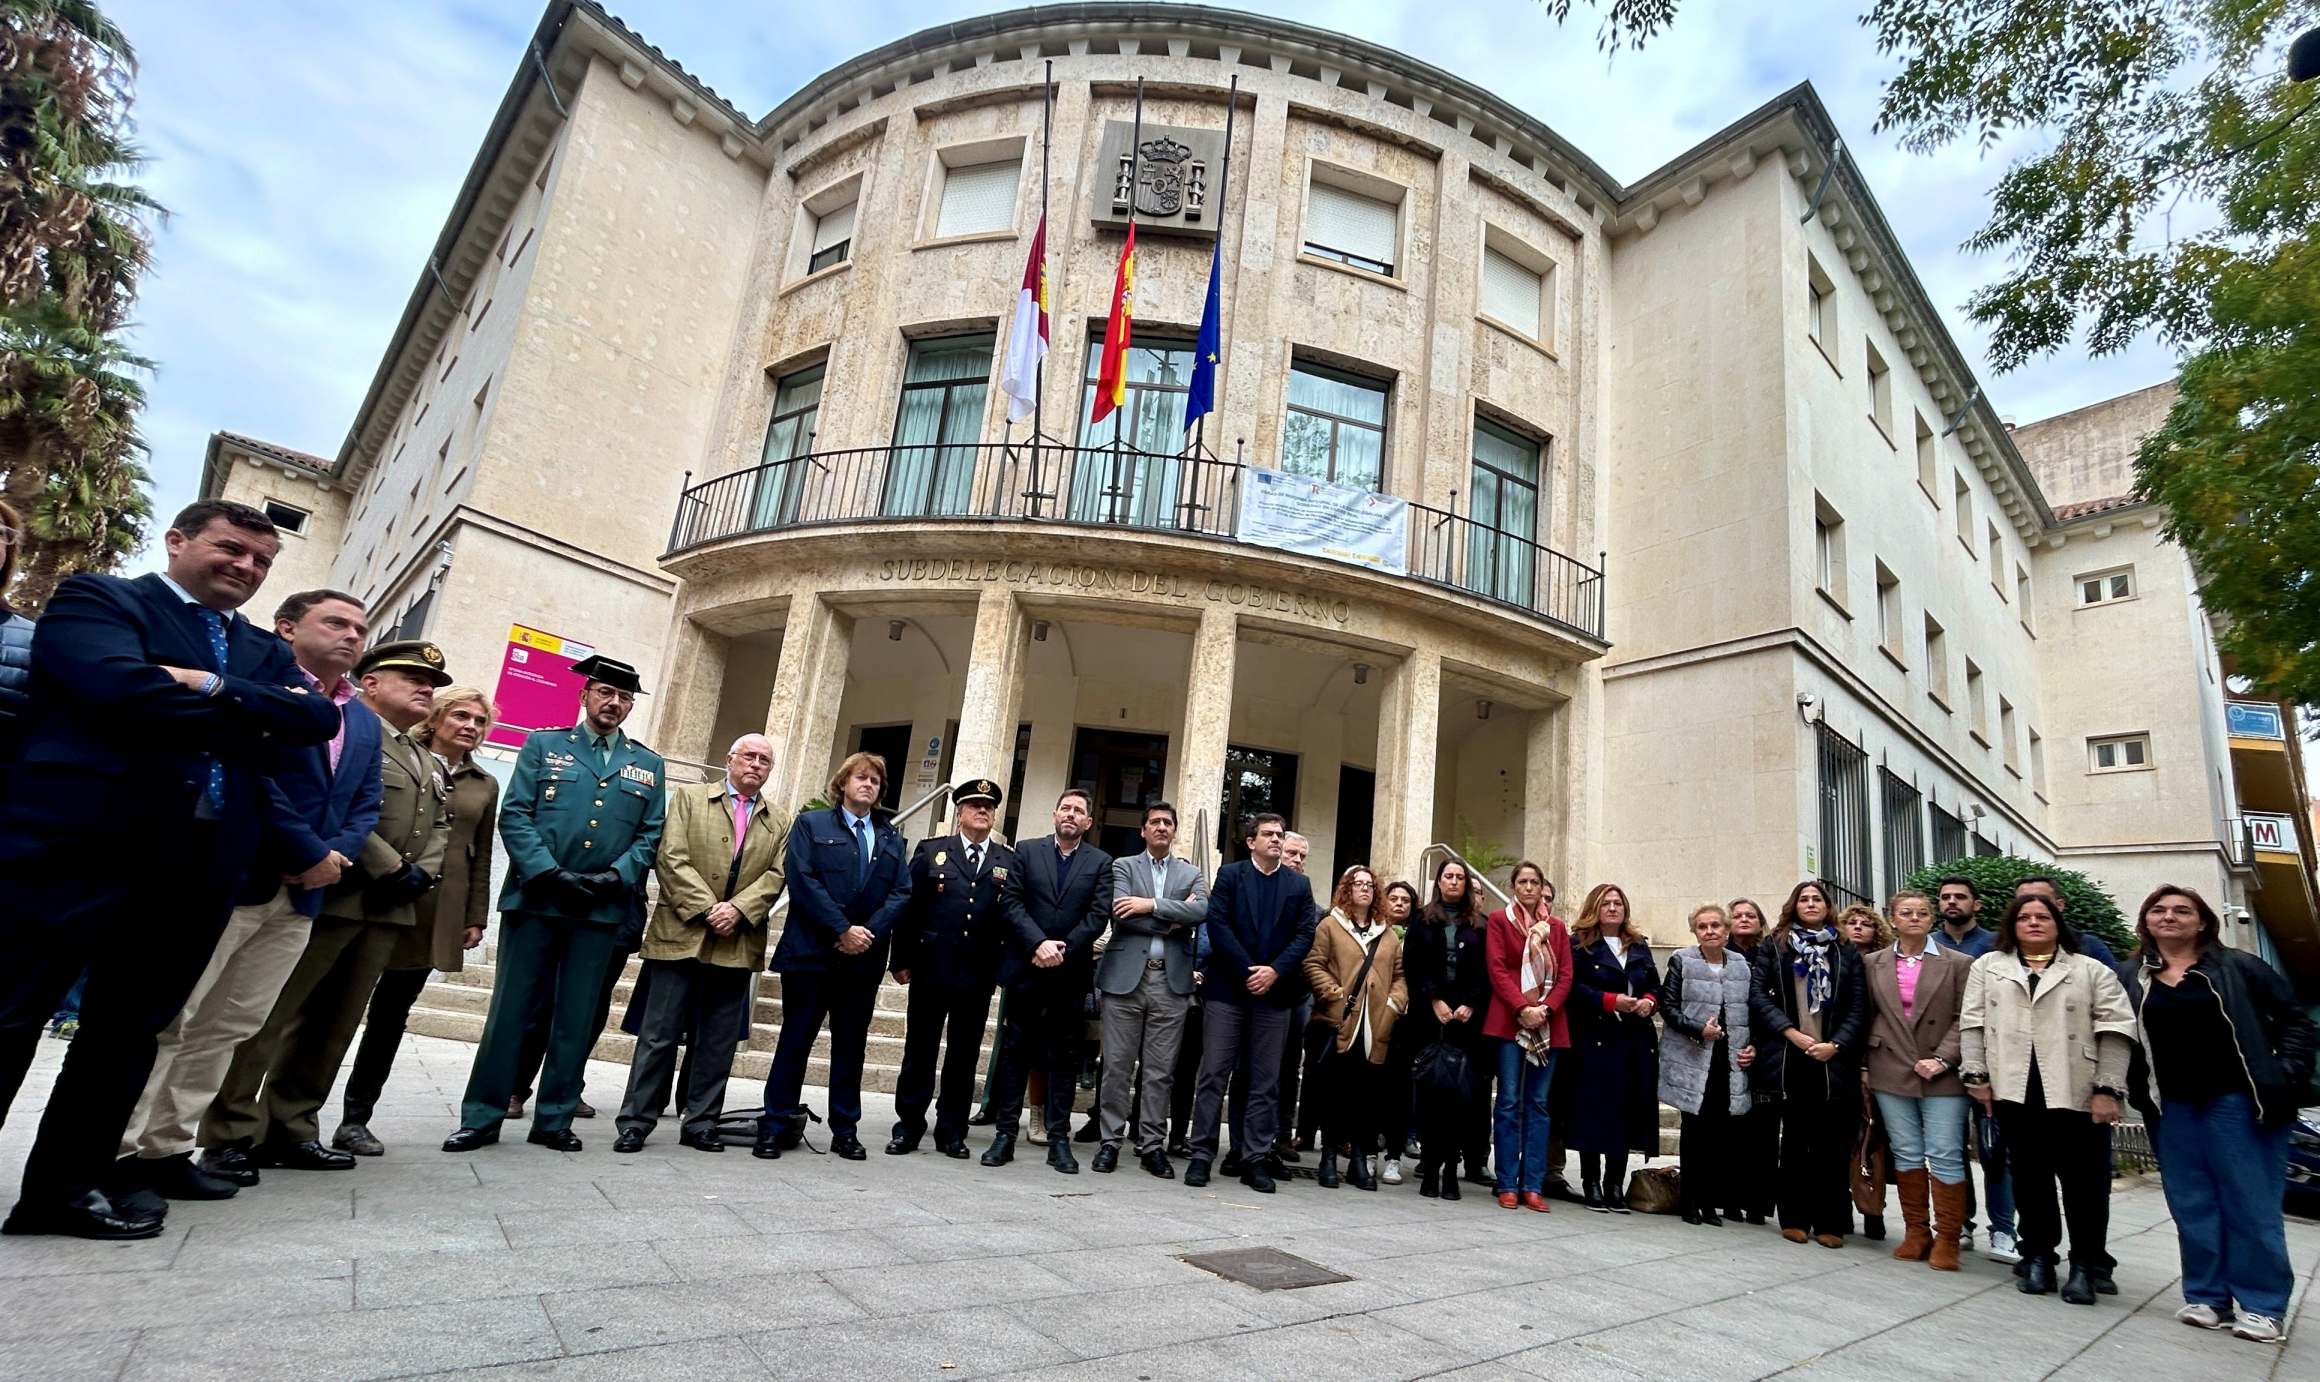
[496,724,667,925]
[321,722,452,929]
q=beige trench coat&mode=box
[644,780,788,970]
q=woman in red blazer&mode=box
[1483,862,1574,1210]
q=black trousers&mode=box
[1995,1099,2113,1270]
[1775,1073,1860,1237]
[514,946,627,1104]
[1277,993,1313,1147]
[1680,1110,1731,1211]
[1317,1045,1381,1156]
[1294,1018,1334,1146]
[1169,1002,1204,1142]
[341,965,432,1125]
[616,959,748,1139]
[989,972,1085,1140]
[0,823,239,1208]
[1412,1017,1489,1174]
[892,977,994,1145]
[759,964,880,1138]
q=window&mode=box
[262,500,308,535]
[751,363,825,528]
[1817,722,1874,909]
[1281,361,1387,490]
[1865,340,1892,437]
[1467,418,1544,605]
[885,335,992,517]
[1879,768,1925,898]
[1988,523,2006,592]
[1954,472,1974,552]
[2000,697,2019,773]
[1304,178,1398,276]
[2029,728,2047,796]
[1480,241,1545,340]
[1965,658,1987,741]
[1930,801,1968,862]
[1924,614,1949,706]
[808,197,856,273]
[1914,412,1937,498]
[2090,732,2151,772]
[1806,253,1835,355]
[469,297,490,332]
[1875,561,1902,663]
[933,154,1021,238]
[2016,564,2033,629]
[1813,495,1848,609]
[505,225,534,266]
[1074,337,1197,526]
[2077,566,2136,606]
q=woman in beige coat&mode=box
[1302,866,1407,1192]
[1960,893,2134,1306]
[1863,890,1969,1270]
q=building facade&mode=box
[200,1,2317,995]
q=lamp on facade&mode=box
[1352,662,1370,685]
[887,620,904,641]
[1032,619,1050,642]
[1477,699,1492,720]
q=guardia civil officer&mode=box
[444,655,665,1152]
[888,779,1017,1158]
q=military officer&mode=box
[201,639,454,1176]
[887,779,1017,1158]
[444,655,665,1153]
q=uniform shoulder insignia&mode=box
[934,850,948,867]
[991,865,1009,881]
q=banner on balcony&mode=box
[487,623,595,750]
[1238,467,1408,574]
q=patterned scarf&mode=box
[1789,925,1838,1013]
[1512,902,1558,1066]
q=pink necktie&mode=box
[731,795,750,857]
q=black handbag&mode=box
[1410,1038,1473,1111]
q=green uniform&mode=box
[458,724,665,1133]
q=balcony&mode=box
[665,442,1607,643]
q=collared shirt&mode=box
[1144,850,1174,959]
[842,804,875,870]
[1940,921,1995,958]
[1894,945,1928,1017]
[960,831,990,874]
[725,778,758,857]
[586,726,626,773]
[297,665,359,771]
[156,572,229,615]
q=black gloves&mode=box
[578,869,626,899]
[537,867,626,907]
[366,862,437,910]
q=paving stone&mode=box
[447,1336,772,1380]
[652,1226,912,1280]
[0,1329,141,1381]
[875,1219,1088,1261]
[823,1253,1078,1314]
[0,1258,351,1339]
[541,1270,859,1354]
[0,1227,184,1277]
[747,1304,1075,1378]
[120,1296,560,1381]
[354,1243,677,1309]
[1004,1279,1273,1356]
[174,1210,508,1266]
[496,1202,752,1250]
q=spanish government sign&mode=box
[1238,467,1409,576]
[488,623,593,750]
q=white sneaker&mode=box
[2176,1303,2230,1330]
[2230,1314,2283,1344]
[1985,1230,2022,1264]
[1380,1156,1404,1185]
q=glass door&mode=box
[886,335,993,517]
[751,364,823,529]
[1074,338,1195,528]
[1467,418,1542,605]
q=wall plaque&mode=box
[1092,120,1227,240]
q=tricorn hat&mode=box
[356,639,452,687]
[570,654,647,695]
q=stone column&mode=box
[1172,605,1238,866]
[1372,647,1443,884]
[761,593,853,813]
[649,611,729,767]
[949,586,1030,807]
[1523,700,1570,891]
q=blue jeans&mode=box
[2156,1093,2294,1318]
[50,969,88,1027]
[1968,1100,2016,1236]
[1874,1092,1971,1184]
[1491,1040,1555,1193]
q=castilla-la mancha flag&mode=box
[1090,221,1137,425]
[1000,216,1049,422]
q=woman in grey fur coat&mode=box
[1659,903,1755,1224]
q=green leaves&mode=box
[1901,855,2136,954]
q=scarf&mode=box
[1512,902,1558,1066]
[1789,925,1838,1014]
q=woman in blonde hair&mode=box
[1839,902,1895,1241]
[1481,862,1571,1210]
[1564,883,1659,1210]
[1724,897,1775,1223]
[1660,902,1753,1224]
[1864,889,1971,1270]
[1301,866,1407,1190]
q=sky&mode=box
[109,0,2182,565]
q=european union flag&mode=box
[1183,240,1222,433]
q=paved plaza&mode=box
[2,1032,2313,1381]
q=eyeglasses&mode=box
[0,525,17,544]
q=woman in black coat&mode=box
[1564,882,1660,1211]
[1748,879,1870,1247]
[1400,858,1491,1199]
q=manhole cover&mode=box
[1179,1246,1351,1291]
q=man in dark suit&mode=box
[756,750,910,1161]
[0,500,338,1239]
[1185,811,1318,1194]
[982,788,1113,1174]
[888,778,1015,1158]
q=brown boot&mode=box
[1891,1168,1933,1261]
[1927,1175,1966,1271]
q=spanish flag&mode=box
[1090,221,1136,425]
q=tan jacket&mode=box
[389,757,497,972]
[1302,910,1408,1064]
[1959,949,2134,1111]
[1863,944,1967,1098]
[644,780,788,970]
[323,720,451,929]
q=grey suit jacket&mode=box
[1096,851,1208,997]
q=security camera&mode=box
[1795,691,1823,723]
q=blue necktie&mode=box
[852,815,871,885]
[196,607,229,813]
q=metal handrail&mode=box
[766,780,956,924]
[1416,841,1513,910]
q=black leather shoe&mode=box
[1347,1155,1377,1191]
[831,1134,867,1161]
[1092,1144,1119,1174]
[936,1137,970,1159]
[613,1129,647,1154]
[104,1183,167,1220]
[199,1144,261,1186]
[751,1135,781,1160]
[573,1099,597,1119]
[1184,1157,1212,1187]
[258,1139,356,1171]
[980,1133,1016,1167]
[331,1123,386,1157]
[144,1153,239,1201]
[442,1126,500,1153]
[1,1190,165,1241]
[1440,1170,1462,1202]
[968,1107,996,1126]
[2060,1265,2096,1305]
[885,1135,920,1156]
[2089,1270,2117,1296]
[1241,1166,1277,1194]
[1167,1136,1192,1158]
[1142,1149,1174,1179]
[1220,1150,1245,1177]
[526,1128,583,1152]
[1315,1151,1341,1188]
[2019,1259,2058,1295]
[1047,1142,1080,1174]
[678,1131,725,1154]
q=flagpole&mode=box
[1030,58,1052,515]
[1193,75,1238,461]
[1110,78,1143,523]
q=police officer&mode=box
[887,779,1017,1158]
[444,655,665,1153]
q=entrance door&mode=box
[1333,765,1376,881]
[1068,728,1169,859]
[1219,744,1300,862]
[852,723,913,814]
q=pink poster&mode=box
[487,623,594,750]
